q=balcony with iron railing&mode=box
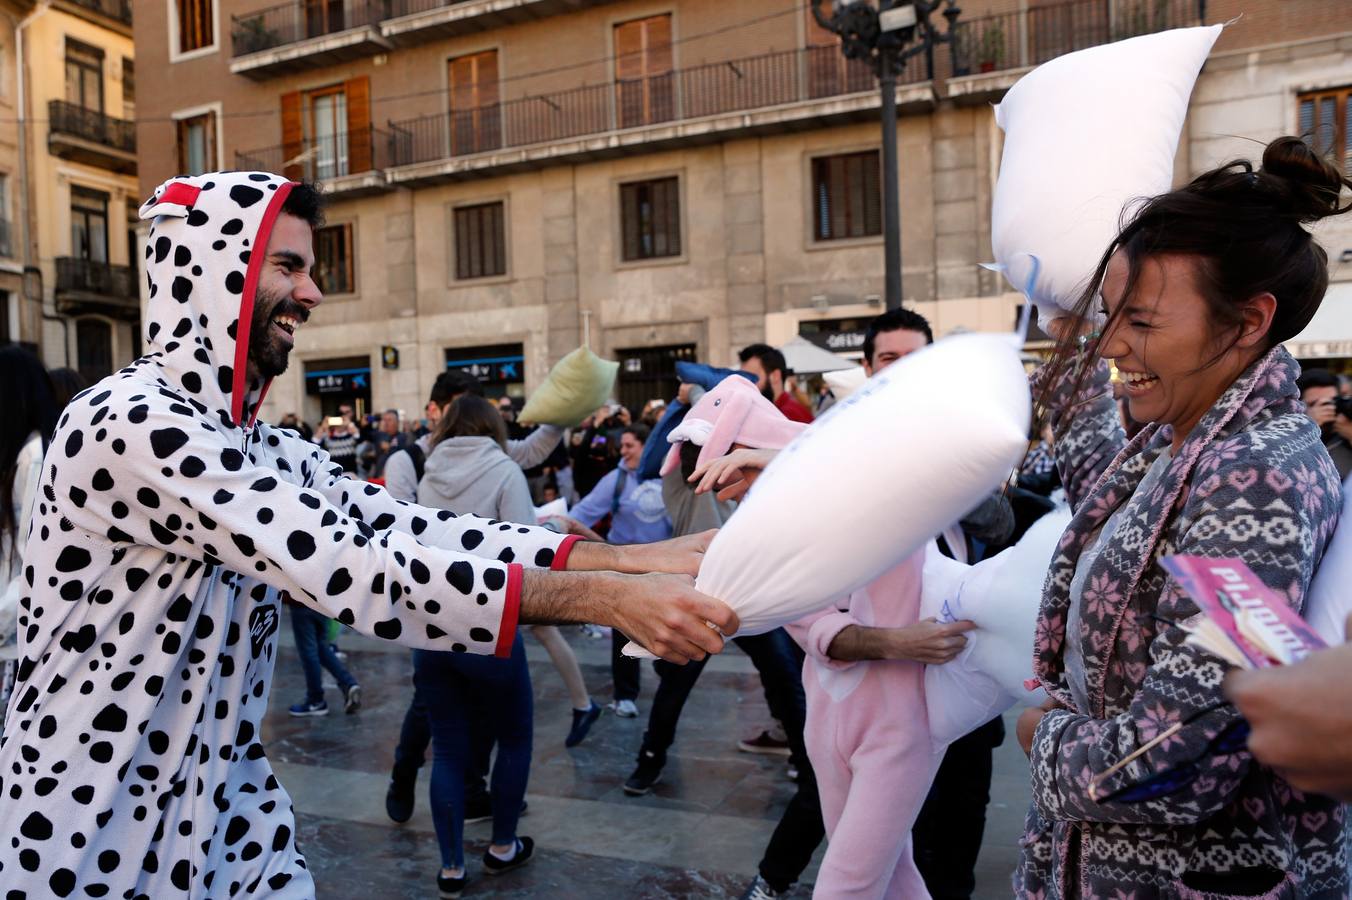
[48,100,137,174]
[235,126,396,197]
[56,0,133,29]
[230,0,391,78]
[234,0,1204,188]
[54,257,139,319]
[231,0,625,77]
[945,0,1203,100]
[383,44,923,184]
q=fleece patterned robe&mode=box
[0,172,579,899]
[1016,347,1348,900]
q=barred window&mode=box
[812,150,882,241]
[1299,87,1352,177]
[314,223,354,295]
[453,202,506,280]
[620,176,681,261]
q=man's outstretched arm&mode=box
[519,568,738,665]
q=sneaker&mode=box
[623,750,664,796]
[386,779,415,824]
[737,730,791,756]
[739,874,785,899]
[609,699,639,719]
[436,868,467,898]
[580,624,606,639]
[786,762,800,783]
[565,702,602,748]
[482,836,534,876]
[288,699,328,717]
[343,684,362,714]
[464,795,528,825]
[330,642,348,661]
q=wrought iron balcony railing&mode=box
[48,100,136,154]
[55,257,135,299]
[63,0,133,26]
[235,126,395,183]
[231,0,388,56]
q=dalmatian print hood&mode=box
[0,171,578,897]
[138,171,292,431]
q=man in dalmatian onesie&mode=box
[0,172,736,899]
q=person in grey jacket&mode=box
[384,370,562,504]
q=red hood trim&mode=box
[231,181,296,427]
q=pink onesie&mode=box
[789,552,941,900]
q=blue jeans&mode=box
[391,675,493,801]
[289,603,357,704]
[413,639,533,869]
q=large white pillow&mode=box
[693,333,1030,639]
[920,505,1070,748]
[1304,477,1352,644]
[991,25,1222,327]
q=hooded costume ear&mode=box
[659,376,806,476]
[139,180,203,221]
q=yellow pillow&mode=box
[519,347,619,427]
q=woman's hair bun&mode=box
[1258,135,1350,222]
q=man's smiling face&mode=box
[247,212,323,382]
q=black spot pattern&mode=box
[0,172,568,898]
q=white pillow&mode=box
[1304,476,1352,644]
[693,333,1030,640]
[920,505,1070,748]
[991,25,1222,327]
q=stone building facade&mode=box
[128,0,1352,423]
[8,0,139,381]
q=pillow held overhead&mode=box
[518,347,619,427]
[990,25,1222,327]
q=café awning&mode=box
[1284,282,1352,360]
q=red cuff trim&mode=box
[552,534,583,571]
[495,563,524,658]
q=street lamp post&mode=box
[811,0,962,311]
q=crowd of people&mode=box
[1,139,1351,899]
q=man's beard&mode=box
[247,287,307,380]
[761,383,775,403]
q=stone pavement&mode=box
[264,626,1030,899]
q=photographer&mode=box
[317,404,361,474]
[1298,369,1352,481]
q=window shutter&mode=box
[646,15,673,75]
[615,20,643,80]
[176,118,189,174]
[805,1,838,46]
[281,91,303,181]
[205,111,218,170]
[345,76,372,172]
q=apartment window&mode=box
[71,187,110,263]
[1299,87,1352,177]
[176,112,217,175]
[281,78,371,181]
[620,176,681,261]
[314,224,354,295]
[121,58,135,120]
[176,0,214,54]
[614,14,673,129]
[65,39,104,112]
[453,202,506,280]
[76,318,113,384]
[812,151,882,241]
[448,49,501,155]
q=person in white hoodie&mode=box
[0,172,737,899]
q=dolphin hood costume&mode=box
[0,173,578,897]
